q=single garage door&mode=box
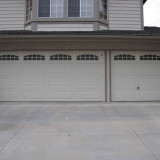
[111,51,160,101]
[0,51,105,101]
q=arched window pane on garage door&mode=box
[114,54,135,60]
[77,54,98,60]
[50,54,72,60]
[140,54,160,60]
[24,54,45,60]
[0,54,19,61]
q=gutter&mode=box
[0,35,160,43]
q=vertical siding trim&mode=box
[107,0,110,30]
[140,0,144,30]
[105,50,111,102]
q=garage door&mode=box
[111,51,160,101]
[0,51,105,101]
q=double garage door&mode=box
[0,51,160,102]
[0,51,105,101]
[112,51,160,101]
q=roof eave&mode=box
[0,35,160,42]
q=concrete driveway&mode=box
[0,102,160,160]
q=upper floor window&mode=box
[99,0,107,20]
[26,0,32,20]
[38,0,63,18]
[68,0,93,18]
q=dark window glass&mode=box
[50,54,72,60]
[77,54,99,60]
[24,54,45,60]
[140,54,160,60]
[68,0,80,17]
[114,54,135,60]
[38,0,50,17]
[0,55,19,61]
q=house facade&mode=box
[0,0,160,102]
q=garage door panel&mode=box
[74,65,99,75]
[0,79,19,86]
[138,91,160,99]
[47,87,72,92]
[138,76,160,86]
[112,91,137,101]
[49,92,72,99]
[74,92,100,99]
[112,64,136,74]
[137,86,160,91]
[21,79,46,86]
[112,86,136,91]
[0,91,20,99]
[48,72,72,77]
[112,51,160,101]
[20,91,46,99]
[74,86,101,91]
[22,64,46,72]
[0,65,19,77]
[48,64,72,73]
[48,79,72,86]
[21,69,47,77]
[74,78,99,86]
[137,64,160,74]
[112,76,136,86]
[0,51,105,101]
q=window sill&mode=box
[25,19,108,25]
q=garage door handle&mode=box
[137,86,140,90]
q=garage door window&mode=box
[114,54,135,60]
[140,54,160,60]
[24,54,45,60]
[77,54,98,60]
[50,54,72,60]
[0,54,19,61]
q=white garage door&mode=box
[111,51,160,101]
[0,51,105,101]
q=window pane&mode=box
[51,1,63,18]
[26,0,32,20]
[38,0,50,17]
[99,0,107,20]
[81,0,93,18]
[68,0,80,17]
[39,0,63,18]
[68,0,93,18]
